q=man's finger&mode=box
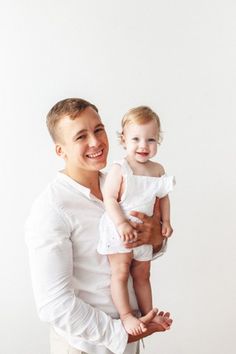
[129,221,138,229]
[163,312,170,318]
[129,223,147,234]
[123,240,142,248]
[129,210,148,222]
[129,222,145,232]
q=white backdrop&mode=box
[0,1,235,353]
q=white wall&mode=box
[0,1,235,353]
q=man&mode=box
[25,98,172,354]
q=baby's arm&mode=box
[154,163,173,238]
[159,196,173,237]
[103,164,136,241]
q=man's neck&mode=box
[63,166,102,200]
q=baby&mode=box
[97,106,175,335]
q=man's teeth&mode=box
[87,150,103,158]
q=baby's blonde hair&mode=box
[118,106,162,144]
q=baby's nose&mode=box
[139,140,148,149]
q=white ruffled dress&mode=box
[97,158,175,261]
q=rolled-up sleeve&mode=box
[25,198,128,354]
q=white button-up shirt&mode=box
[25,172,166,354]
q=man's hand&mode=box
[123,199,166,252]
[128,308,173,343]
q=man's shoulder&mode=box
[27,175,72,226]
[25,176,71,241]
[30,175,66,214]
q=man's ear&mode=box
[55,144,66,159]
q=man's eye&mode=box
[95,128,104,134]
[76,135,85,140]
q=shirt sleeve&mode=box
[25,197,128,354]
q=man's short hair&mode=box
[46,98,98,142]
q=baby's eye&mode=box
[148,138,156,142]
[132,137,139,141]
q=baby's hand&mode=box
[118,221,137,242]
[161,221,173,238]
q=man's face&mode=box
[56,107,109,174]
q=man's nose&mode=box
[88,134,99,147]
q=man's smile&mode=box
[86,149,104,158]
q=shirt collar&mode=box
[56,171,106,199]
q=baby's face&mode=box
[122,120,159,163]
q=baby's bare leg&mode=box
[108,253,146,335]
[131,260,171,327]
[131,260,152,315]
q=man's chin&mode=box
[87,158,107,171]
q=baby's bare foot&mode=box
[122,313,146,335]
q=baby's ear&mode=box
[120,133,126,149]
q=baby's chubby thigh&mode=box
[130,246,152,288]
